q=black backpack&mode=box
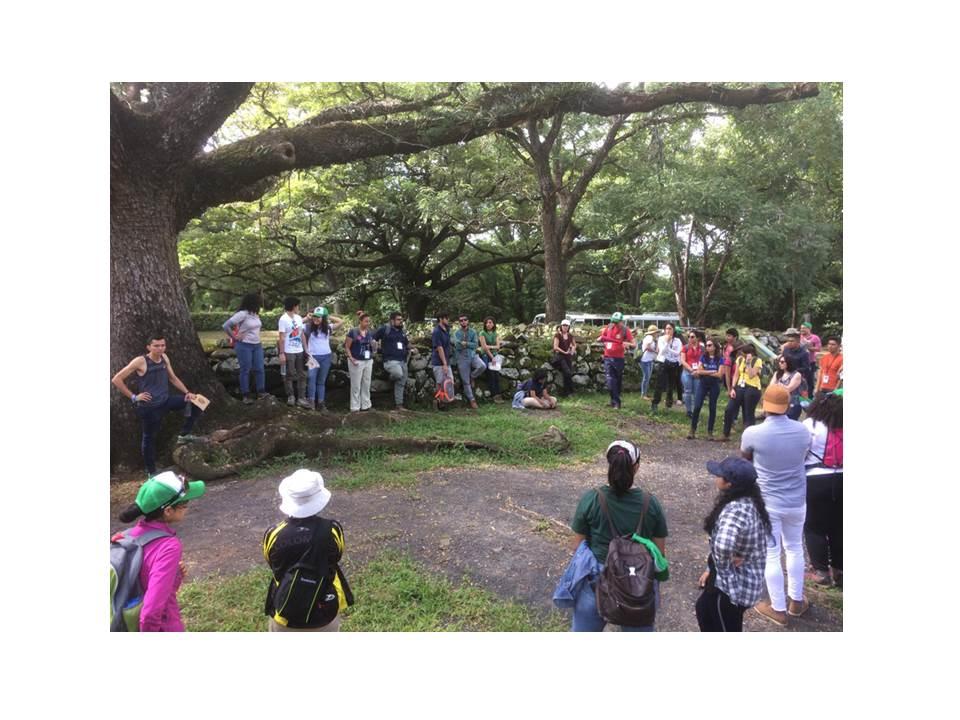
[594,488,657,627]
[265,519,354,629]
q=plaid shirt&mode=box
[711,498,769,608]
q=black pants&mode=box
[696,587,746,632]
[652,362,681,408]
[556,356,574,395]
[804,471,843,571]
[723,385,761,437]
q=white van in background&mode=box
[531,311,680,332]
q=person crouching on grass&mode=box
[696,457,771,632]
[512,368,558,409]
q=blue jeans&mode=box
[691,377,720,434]
[457,353,486,401]
[135,396,202,474]
[681,369,700,415]
[572,571,658,632]
[235,341,265,395]
[639,360,653,397]
[306,353,333,404]
[604,357,625,407]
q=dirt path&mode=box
[110,413,842,632]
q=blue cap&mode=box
[705,456,757,489]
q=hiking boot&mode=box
[287,395,295,406]
[176,434,199,444]
[242,395,254,405]
[706,432,715,441]
[686,432,695,440]
[469,400,479,410]
[754,600,787,627]
[719,435,731,442]
[787,598,810,617]
[298,398,313,409]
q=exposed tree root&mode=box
[172,410,500,480]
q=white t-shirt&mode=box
[278,313,305,354]
[656,336,683,363]
[640,334,658,362]
[803,418,842,476]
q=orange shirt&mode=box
[819,352,843,391]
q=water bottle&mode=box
[281,362,286,377]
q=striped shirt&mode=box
[711,498,769,608]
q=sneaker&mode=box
[257,392,271,400]
[287,395,295,406]
[754,600,788,626]
[787,598,810,617]
[706,433,715,441]
[492,396,503,404]
[650,404,658,413]
[316,401,326,412]
[686,433,695,440]
[719,435,730,442]
[177,434,199,444]
[470,400,479,410]
[242,396,254,405]
[298,398,313,409]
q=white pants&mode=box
[348,359,372,411]
[765,504,807,612]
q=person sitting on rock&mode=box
[512,368,558,409]
[372,311,411,411]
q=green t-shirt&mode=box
[571,486,668,564]
[479,330,497,356]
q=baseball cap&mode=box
[560,318,571,326]
[610,312,623,322]
[762,385,790,414]
[706,456,758,490]
[313,306,329,317]
[136,471,206,514]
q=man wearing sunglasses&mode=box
[373,311,412,410]
[453,314,487,409]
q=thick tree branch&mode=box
[185,82,818,218]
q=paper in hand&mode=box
[306,355,320,369]
[190,394,211,411]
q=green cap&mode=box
[610,312,623,322]
[313,306,329,317]
[136,471,206,514]
[802,321,813,329]
[832,388,843,397]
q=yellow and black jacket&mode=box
[262,515,352,627]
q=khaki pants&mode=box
[347,359,373,411]
[268,616,341,632]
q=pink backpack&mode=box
[822,427,843,468]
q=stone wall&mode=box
[207,324,647,404]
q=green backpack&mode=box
[110,528,171,631]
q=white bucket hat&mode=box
[278,469,331,518]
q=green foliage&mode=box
[177,83,841,330]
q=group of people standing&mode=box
[558,379,843,633]
[598,314,843,444]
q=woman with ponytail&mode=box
[568,440,668,631]
[116,471,206,631]
[696,457,771,632]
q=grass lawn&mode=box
[179,551,568,632]
[320,389,741,489]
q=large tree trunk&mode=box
[110,176,224,470]
[404,290,431,323]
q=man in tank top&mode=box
[112,333,205,476]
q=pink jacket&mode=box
[128,519,184,632]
